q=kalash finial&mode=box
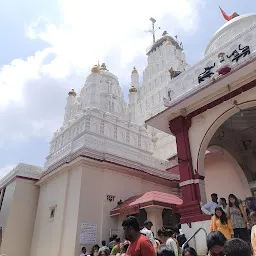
[132,66,138,74]
[129,85,137,93]
[68,89,76,97]
[91,64,100,73]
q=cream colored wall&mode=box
[77,164,174,254]
[30,161,175,256]
[30,172,69,256]
[30,167,82,256]
[0,178,39,256]
[0,181,16,232]
[60,168,82,256]
[204,151,251,201]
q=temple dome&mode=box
[205,13,256,56]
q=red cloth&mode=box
[126,235,156,256]
[219,6,232,21]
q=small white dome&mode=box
[205,14,256,56]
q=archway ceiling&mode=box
[208,107,256,181]
[221,107,256,140]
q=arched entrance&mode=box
[197,104,256,202]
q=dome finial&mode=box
[68,89,76,97]
[91,64,100,73]
[129,85,137,93]
[132,67,138,74]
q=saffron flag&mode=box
[219,6,232,21]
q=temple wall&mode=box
[153,133,177,160]
[30,171,72,256]
[76,162,175,255]
[1,179,39,256]
[0,181,16,232]
[204,150,251,202]
[30,160,176,256]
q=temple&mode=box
[0,10,256,256]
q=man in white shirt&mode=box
[140,220,157,248]
[80,247,86,256]
[201,193,219,215]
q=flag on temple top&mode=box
[219,6,239,21]
[219,6,232,21]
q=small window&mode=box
[49,205,57,219]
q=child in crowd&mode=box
[182,247,198,256]
[157,245,175,256]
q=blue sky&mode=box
[0,0,255,178]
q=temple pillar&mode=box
[169,116,209,255]
[145,207,163,237]
[169,116,210,224]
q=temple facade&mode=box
[0,11,256,256]
[147,12,256,254]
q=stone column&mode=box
[169,116,209,224]
[145,207,163,237]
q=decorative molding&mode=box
[0,163,43,188]
[179,179,205,187]
[43,145,180,182]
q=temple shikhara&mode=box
[1,9,256,256]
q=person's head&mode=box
[250,211,256,225]
[90,244,100,256]
[207,231,226,256]
[246,197,253,208]
[228,194,240,208]
[182,247,198,256]
[144,220,153,230]
[81,247,86,254]
[157,245,175,256]
[173,227,180,236]
[215,207,228,225]
[253,190,256,199]
[211,193,218,203]
[157,228,174,242]
[115,237,120,244]
[170,229,176,238]
[122,216,140,241]
[101,240,106,246]
[98,247,110,256]
[223,238,251,256]
[219,198,227,206]
[112,234,117,240]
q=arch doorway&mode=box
[200,106,256,202]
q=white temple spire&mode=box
[63,89,77,125]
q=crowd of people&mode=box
[79,191,256,256]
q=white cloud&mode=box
[0,164,16,180]
[0,0,203,153]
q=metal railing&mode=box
[181,227,207,254]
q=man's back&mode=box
[140,227,156,247]
[126,234,155,256]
